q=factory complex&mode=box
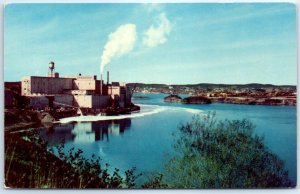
[21,62,133,113]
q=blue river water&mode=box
[39,93,297,184]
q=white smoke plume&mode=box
[100,24,137,74]
[143,13,172,47]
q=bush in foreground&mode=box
[162,113,292,188]
[5,131,141,188]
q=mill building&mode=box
[21,62,132,110]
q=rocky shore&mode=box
[182,96,212,104]
[130,82,296,106]
[164,94,296,106]
[164,95,212,104]
[209,96,296,106]
[4,108,78,132]
[164,94,182,103]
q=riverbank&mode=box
[4,105,143,188]
[4,104,140,130]
[5,117,140,188]
[164,94,296,106]
[4,108,78,132]
[5,130,75,188]
[4,109,79,188]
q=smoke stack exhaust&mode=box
[100,74,103,95]
[100,24,137,75]
[107,71,109,85]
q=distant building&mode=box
[21,64,132,110]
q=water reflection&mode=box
[39,119,131,145]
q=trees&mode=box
[164,113,292,188]
[5,131,141,188]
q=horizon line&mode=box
[4,80,297,87]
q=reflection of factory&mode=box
[21,61,132,110]
[39,119,132,144]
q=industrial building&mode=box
[21,62,132,111]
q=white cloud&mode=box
[143,13,172,48]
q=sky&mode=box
[4,3,297,85]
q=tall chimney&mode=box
[107,71,109,85]
[100,74,103,95]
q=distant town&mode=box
[129,83,296,106]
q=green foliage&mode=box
[164,113,292,188]
[52,143,142,188]
[141,174,168,189]
[5,131,141,188]
[124,167,142,188]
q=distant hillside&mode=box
[127,83,169,88]
[127,82,296,90]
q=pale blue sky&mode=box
[4,3,297,85]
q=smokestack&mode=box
[107,71,109,85]
[100,74,103,95]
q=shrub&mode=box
[5,131,141,188]
[164,113,292,188]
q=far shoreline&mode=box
[131,82,296,107]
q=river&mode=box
[38,93,297,184]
